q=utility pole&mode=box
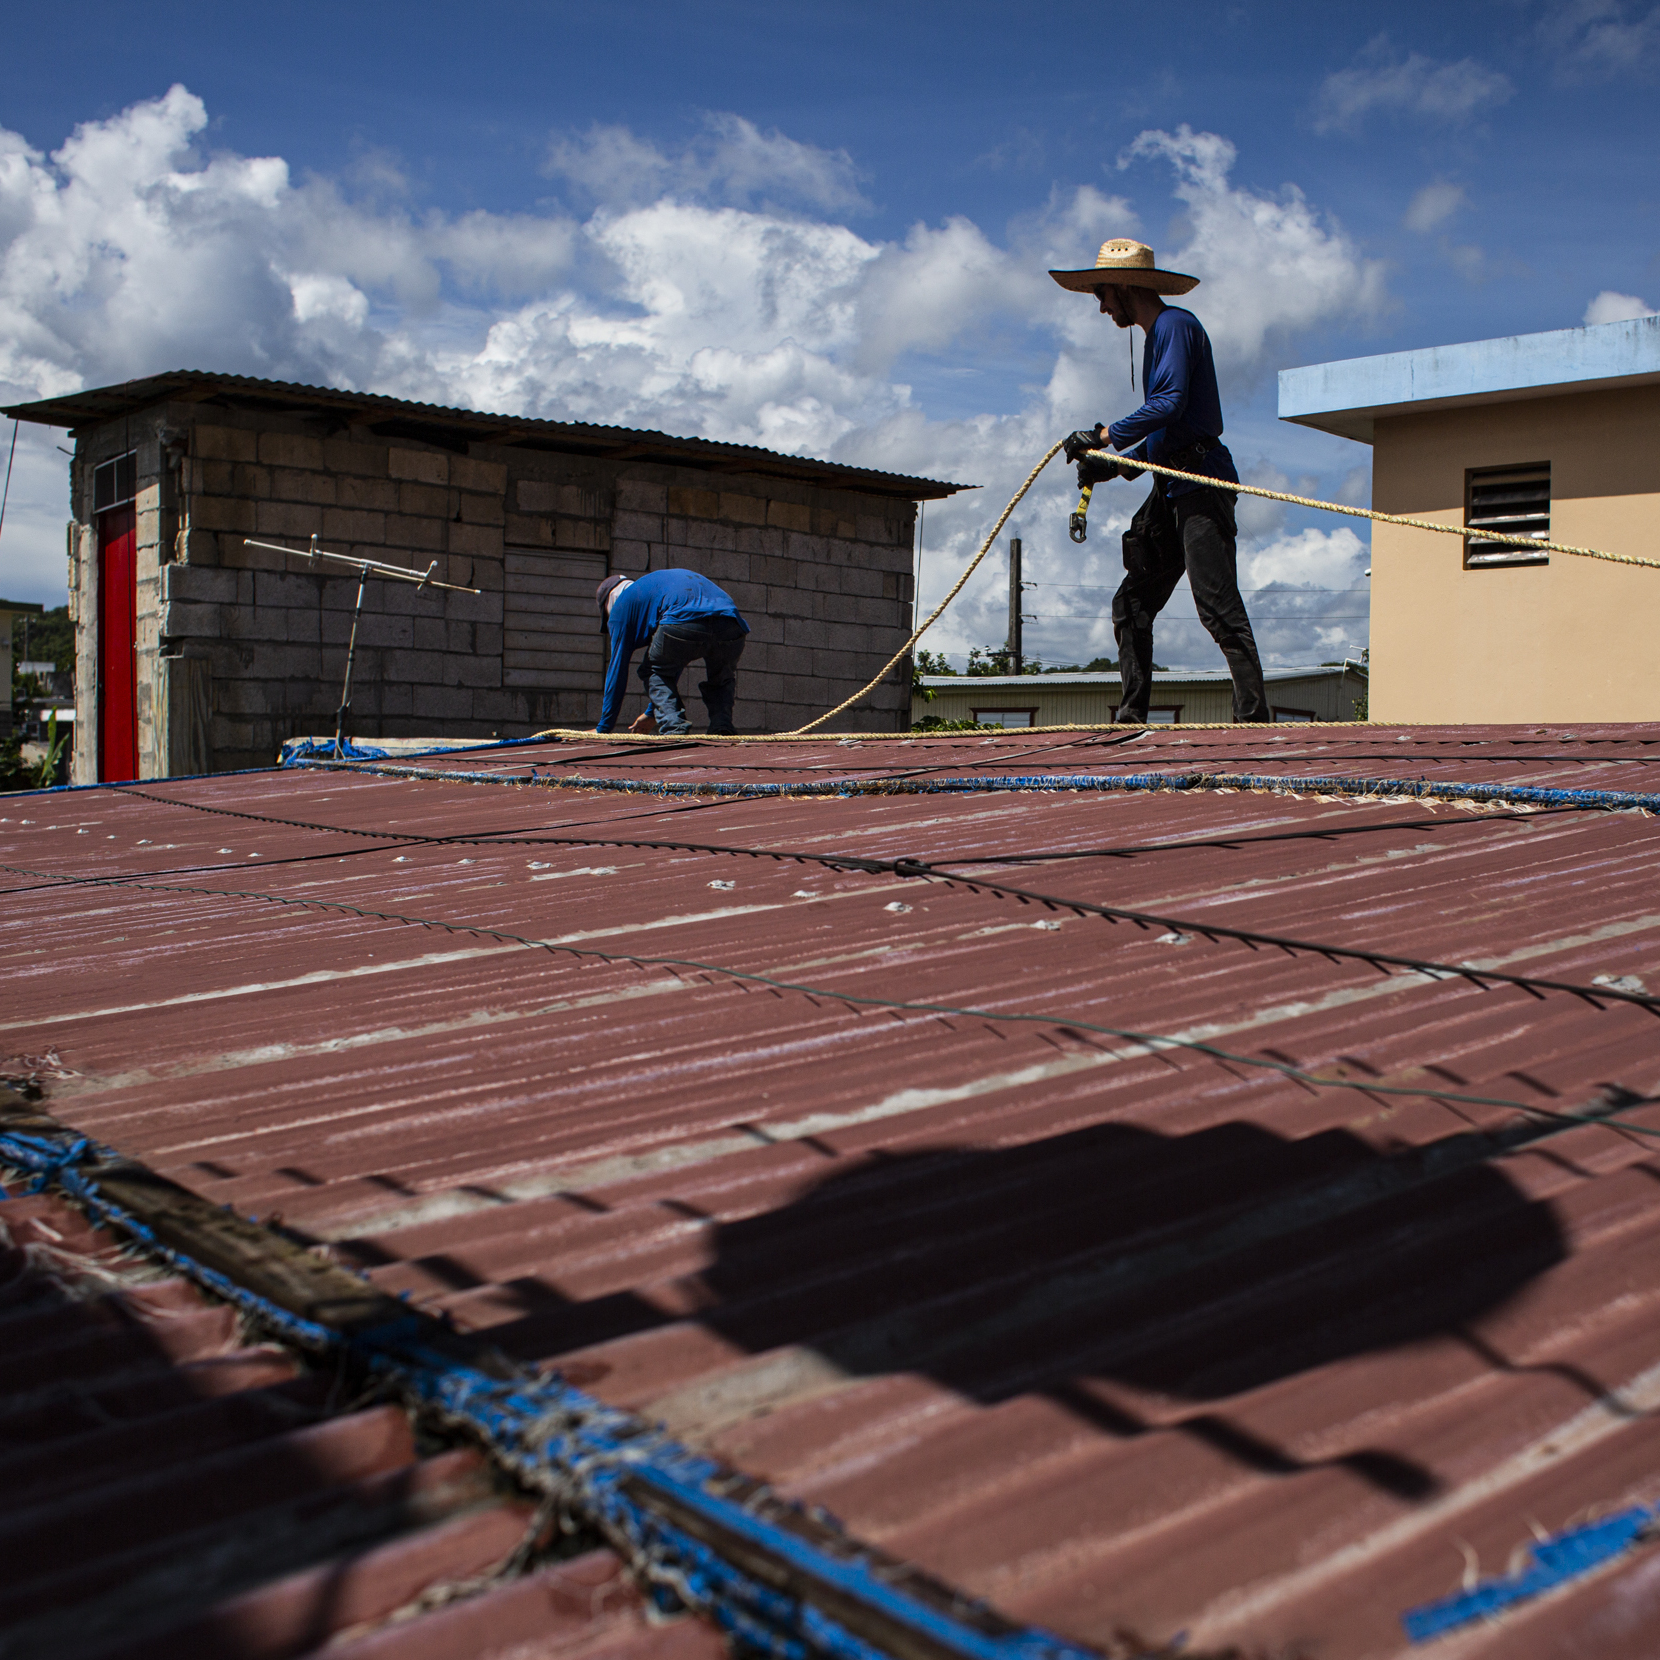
[1007,537,1023,675]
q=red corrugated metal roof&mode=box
[6,721,1660,1657]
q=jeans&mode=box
[1111,485,1269,723]
[637,614,747,734]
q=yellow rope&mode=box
[531,435,1653,745]
[785,439,1068,736]
[1089,448,1660,570]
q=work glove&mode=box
[1062,428,1106,465]
[1077,451,1126,487]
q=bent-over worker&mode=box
[595,569,750,735]
[1052,239,1268,724]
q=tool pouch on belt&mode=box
[1155,434,1215,494]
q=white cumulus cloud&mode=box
[1118,126,1389,376]
[1584,289,1657,324]
[0,90,1385,673]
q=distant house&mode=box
[0,598,44,740]
[2,373,963,782]
[1280,314,1660,724]
[914,664,1365,727]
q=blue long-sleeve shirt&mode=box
[598,568,748,731]
[1106,306,1238,498]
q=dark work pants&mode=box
[637,614,747,734]
[1112,485,1269,723]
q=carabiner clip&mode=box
[1069,483,1093,544]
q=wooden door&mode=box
[98,502,138,781]
[503,548,608,704]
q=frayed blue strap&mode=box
[1402,1505,1656,1641]
[285,758,1660,816]
[280,737,390,765]
[3,1130,92,1195]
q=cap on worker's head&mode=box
[595,573,631,630]
[1049,239,1198,297]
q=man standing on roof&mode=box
[1051,239,1269,724]
[594,569,750,735]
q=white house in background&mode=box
[914,664,1366,727]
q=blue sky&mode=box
[1,1,1656,667]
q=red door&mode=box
[98,503,139,781]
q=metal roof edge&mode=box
[920,666,1360,688]
[1277,315,1660,444]
[0,371,970,502]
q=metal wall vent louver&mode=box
[1465,462,1550,567]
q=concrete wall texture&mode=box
[66,402,919,781]
[1369,383,1660,724]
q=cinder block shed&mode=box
[2,373,964,781]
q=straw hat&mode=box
[1049,239,1198,297]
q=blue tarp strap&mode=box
[1402,1505,1657,1641]
[285,758,1660,816]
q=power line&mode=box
[0,420,17,547]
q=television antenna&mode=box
[244,534,482,759]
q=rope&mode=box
[1087,447,1660,571]
[0,419,18,547]
[788,439,1066,736]
[290,752,1660,818]
[533,433,1653,743]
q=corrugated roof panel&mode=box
[6,721,1660,1657]
[0,370,966,500]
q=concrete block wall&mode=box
[606,477,915,734]
[69,399,921,778]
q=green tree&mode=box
[911,648,956,702]
[965,643,1043,677]
[12,606,73,676]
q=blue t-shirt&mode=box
[1107,306,1238,497]
[598,568,748,731]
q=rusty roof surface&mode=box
[0,372,967,502]
[6,721,1660,1658]
[0,1185,723,1660]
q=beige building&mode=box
[2,373,961,782]
[915,664,1365,727]
[1281,314,1660,724]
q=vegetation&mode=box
[12,606,73,674]
[6,606,75,792]
[910,715,993,732]
[0,711,69,793]
[1042,655,1123,673]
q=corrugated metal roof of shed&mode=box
[7,722,1660,1659]
[0,371,968,501]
